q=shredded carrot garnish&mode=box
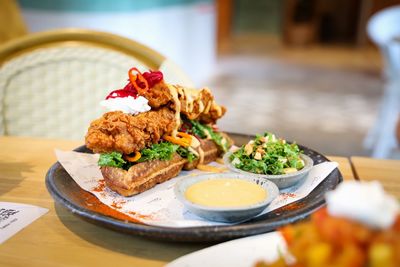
[129,67,149,91]
[124,151,141,162]
[164,136,190,147]
[164,132,192,147]
[177,132,192,141]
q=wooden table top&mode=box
[351,156,400,198]
[0,136,355,266]
[327,156,355,181]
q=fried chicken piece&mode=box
[85,107,176,154]
[136,82,226,124]
[177,86,226,123]
[137,81,172,108]
[198,104,227,124]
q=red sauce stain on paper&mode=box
[83,192,144,224]
[88,179,158,224]
[110,200,126,209]
[92,179,106,192]
[276,193,306,212]
[281,193,297,200]
[127,211,155,221]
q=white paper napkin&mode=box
[0,202,48,244]
[55,150,338,228]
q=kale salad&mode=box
[229,132,305,175]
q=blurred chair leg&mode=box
[363,107,382,150]
[370,80,400,158]
[363,79,391,151]
[396,113,400,146]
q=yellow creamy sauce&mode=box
[167,85,220,164]
[185,178,267,207]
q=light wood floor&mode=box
[210,35,394,157]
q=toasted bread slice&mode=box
[101,154,186,197]
[183,139,219,170]
[100,134,232,196]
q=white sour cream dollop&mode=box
[325,181,399,229]
[100,96,151,115]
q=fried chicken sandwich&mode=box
[85,67,232,196]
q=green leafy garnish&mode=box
[97,142,179,169]
[189,120,229,152]
[137,142,179,162]
[229,132,304,175]
[190,120,208,139]
[98,152,127,168]
[98,141,200,169]
[176,146,197,163]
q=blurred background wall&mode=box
[217,0,400,49]
[214,0,400,159]
[17,0,216,86]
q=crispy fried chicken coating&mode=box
[85,107,176,154]
[136,81,171,108]
[136,82,226,124]
[198,105,227,124]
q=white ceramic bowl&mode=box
[174,173,279,223]
[223,152,314,189]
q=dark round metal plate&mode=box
[45,133,342,242]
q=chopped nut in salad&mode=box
[229,132,304,175]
